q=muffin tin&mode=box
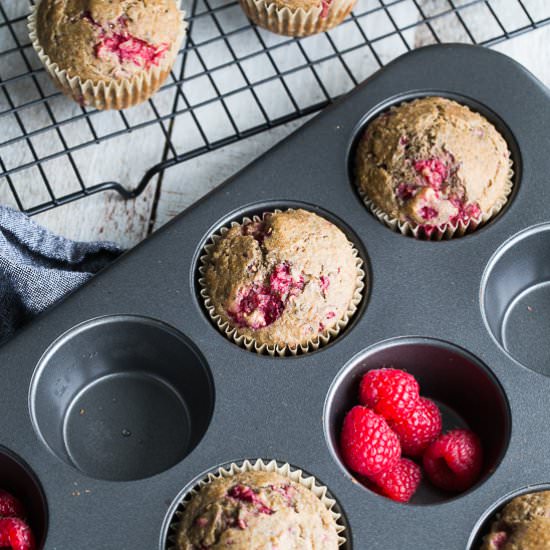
[1,43,550,548]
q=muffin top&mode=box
[203,209,360,349]
[176,470,339,549]
[36,0,183,83]
[481,491,550,550]
[356,97,511,228]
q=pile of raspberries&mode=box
[340,368,483,503]
[0,489,35,550]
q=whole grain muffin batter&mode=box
[36,0,183,83]
[356,97,511,228]
[481,490,550,549]
[204,209,360,349]
[176,471,339,549]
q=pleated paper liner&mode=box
[239,0,357,37]
[358,157,514,241]
[165,458,347,549]
[198,209,365,356]
[28,1,186,110]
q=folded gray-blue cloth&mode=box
[0,206,122,343]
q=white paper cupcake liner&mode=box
[165,458,347,549]
[358,157,514,241]
[240,0,356,37]
[28,0,187,110]
[198,209,365,356]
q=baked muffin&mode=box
[481,491,550,549]
[355,97,512,238]
[176,470,339,549]
[29,0,185,109]
[239,0,356,37]
[201,209,363,353]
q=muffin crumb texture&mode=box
[203,209,361,349]
[481,490,550,549]
[176,471,339,549]
[356,97,511,233]
[36,0,182,83]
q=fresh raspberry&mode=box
[340,406,401,477]
[389,397,442,457]
[358,368,420,421]
[0,518,35,550]
[0,490,26,520]
[423,429,483,492]
[368,458,422,503]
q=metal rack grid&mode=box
[1,0,549,215]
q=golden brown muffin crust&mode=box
[36,0,182,83]
[356,97,511,227]
[204,209,360,349]
[176,471,339,549]
[481,491,550,550]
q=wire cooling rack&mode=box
[1,0,549,215]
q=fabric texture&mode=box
[0,207,122,342]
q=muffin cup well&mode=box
[198,209,365,356]
[164,458,347,549]
[324,337,511,505]
[358,157,514,241]
[30,315,214,482]
[27,1,186,110]
[239,0,356,37]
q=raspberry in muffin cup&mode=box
[355,97,514,240]
[28,0,186,110]
[199,208,365,356]
[166,459,346,549]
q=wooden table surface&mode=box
[2,1,550,249]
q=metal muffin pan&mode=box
[1,43,549,548]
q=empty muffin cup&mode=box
[162,458,348,549]
[482,223,550,376]
[30,315,214,481]
[324,337,511,504]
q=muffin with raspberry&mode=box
[175,470,340,549]
[481,490,550,549]
[29,0,186,109]
[355,97,512,239]
[200,209,364,354]
[240,0,356,37]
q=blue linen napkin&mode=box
[0,206,122,342]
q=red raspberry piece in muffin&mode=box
[423,429,483,492]
[358,368,420,421]
[340,405,401,477]
[228,484,274,515]
[368,458,422,503]
[228,262,305,329]
[414,158,449,190]
[389,397,442,457]
[0,518,35,550]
